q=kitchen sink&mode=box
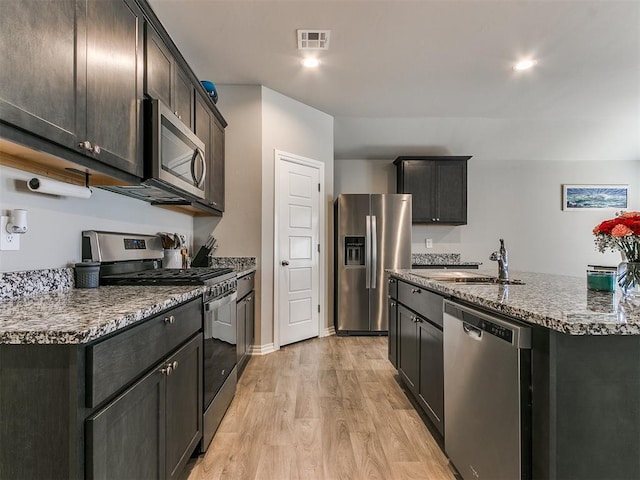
[411,270,525,285]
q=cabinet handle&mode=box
[91,144,101,154]
[411,288,421,294]
[78,140,92,150]
[211,201,218,206]
[174,111,179,117]
[389,278,396,284]
[411,316,418,323]
[246,296,252,302]
[160,361,179,376]
[390,301,396,307]
[164,315,175,325]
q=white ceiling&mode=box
[149,0,640,161]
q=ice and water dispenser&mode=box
[344,236,365,266]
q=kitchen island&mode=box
[388,268,640,480]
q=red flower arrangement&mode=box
[593,211,640,292]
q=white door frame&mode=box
[273,149,326,351]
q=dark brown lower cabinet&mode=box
[417,318,444,435]
[87,334,202,480]
[398,305,420,391]
[0,298,202,480]
[388,296,398,367]
[397,296,445,437]
[236,274,255,377]
[87,366,165,480]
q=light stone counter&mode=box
[0,284,204,344]
[389,269,640,335]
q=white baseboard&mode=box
[322,326,336,337]
[249,343,276,355]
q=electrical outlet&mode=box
[425,238,433,249]
[0,216,20,251]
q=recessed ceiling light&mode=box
[302,57,320,68]
[513,59,537,71]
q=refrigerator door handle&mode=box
[365,215,371,289]
[371,215,377,289]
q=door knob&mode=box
[281,260,289,266]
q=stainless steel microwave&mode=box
[147,98,206,199]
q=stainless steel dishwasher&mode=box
[443,300,532,480]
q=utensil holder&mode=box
[164,249,182,269]
[75,262,100,288]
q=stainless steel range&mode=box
[82,230,238,452]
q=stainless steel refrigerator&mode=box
[335,194,412,334]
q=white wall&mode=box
[261,87,334,346]
[334,116,640,162]
[0,165,193,272]
[194,85,264,342]
[194,85,263,256]
[194,85,334,349]
[335,158,640,277]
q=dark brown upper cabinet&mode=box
[145,25,194,130]
[0,0,145,178]
[394,156,471,225]
[194,91,226,213]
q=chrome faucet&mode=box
[489,238,509,281]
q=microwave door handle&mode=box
[190,148,207,188]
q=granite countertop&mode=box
[411,252,482,267]
[0,285,204,345]
[210,256,256,279]
[389,268,640,335]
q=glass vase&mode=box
[617,262,640,297]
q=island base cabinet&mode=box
[418,320,444,436]
[388,297,398,367]
[397,292,445,438]
[533,330,640,480]
[398,305,419,392]
[87,334,202,480]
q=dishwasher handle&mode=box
[444,300,531,349]
[463,322,483,340]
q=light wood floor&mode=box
[183,335,456,480]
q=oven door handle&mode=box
[203,290,238,341]
[205,290,237,311]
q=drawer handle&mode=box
[164,315,175,325]
[389,278,396,284]
[411,316,418,323]
[246,296,252,302]
[411,288,421,294]
[78,140,92,151]
[390,301,396,307]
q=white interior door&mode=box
[276,153,321,347]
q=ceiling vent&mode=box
[297,30,330,50]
